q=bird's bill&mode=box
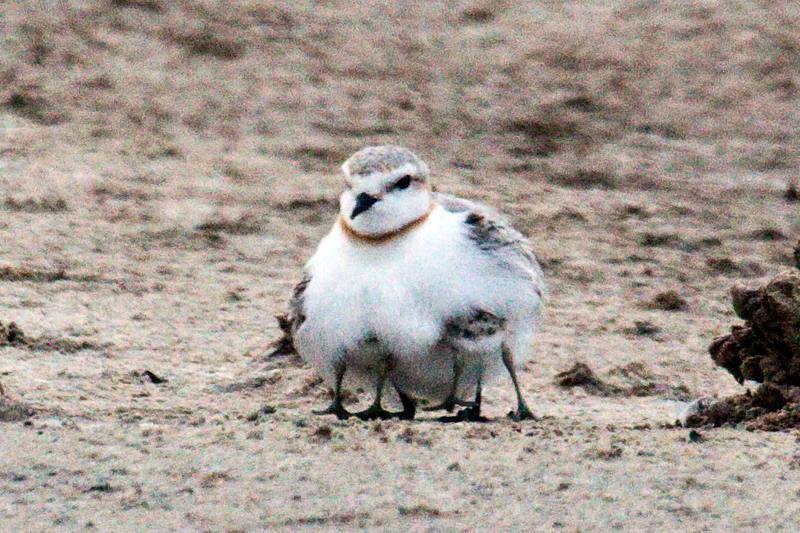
[351,192,380,219]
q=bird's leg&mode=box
[502,342,536,421]
[424,352,463,412]
[353,358,395,421]
[313,358,351,420]
[473,376,482,416]
[450,373,487,422]
[393,383,416,420]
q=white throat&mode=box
[339,189,433,238]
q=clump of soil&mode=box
[554,362,606,391]
[683,384,800,431]
[794,239,800,270]
[554,361,690,400]
[0,365,35,423]
[0,320,25,345]
[0,320,104,353]
[709,271,800,386]
[3,196,69,213]
[0,397,35,422]
[692,270,800,430]
[644,290,688,311]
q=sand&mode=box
[1,0,799,531]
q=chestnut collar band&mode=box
[339,203,437,244]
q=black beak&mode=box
[351,192,380,219]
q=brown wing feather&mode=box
[267,272,310,357]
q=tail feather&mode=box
[266,313,298,357]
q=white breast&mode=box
[295,205,543,399]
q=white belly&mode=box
[294,208,542,401]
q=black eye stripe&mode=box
[394,175,412,190]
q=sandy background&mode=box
[1,0,800,531]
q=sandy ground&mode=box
[1,0,800,531]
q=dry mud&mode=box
[1,0,800,531]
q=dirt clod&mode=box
[0,321,25,345]
[588,445,623,460]
[3,196,68,213]
[195,213,264,235]
[85,481,115,493]
[639,232,682,248]
[701,270,800,429]
[246,405,277,421]
[625,320,661,337]
[0,397,35,422]
[312,425,333,440]
[785,182,800,202]
[398,505,445,517]
[684,384,799,430]
[795,240,800,270]
[142,370,167,384]
[555,361,690,400]
[644,290,688,311]
[1,320,104,353]
[748,227,786,241]
[555,362,605,390]
[710,271,800,387]
[687,430,705,443]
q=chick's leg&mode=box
[313,358,351,420]
[502,342,536,421]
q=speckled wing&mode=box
[267,272,310,356]
[433,192,546,293]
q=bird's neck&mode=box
[339,203,437,244]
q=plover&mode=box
[277,145,545,421]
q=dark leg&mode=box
[424,354,463,412]
[448,373,487,422]
[312,359,351,420]
[394,385,416,421]
[353,362,396,421]
[502,343,536,421]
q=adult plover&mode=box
[276,145,545,421]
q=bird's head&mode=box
[339,146,433,238]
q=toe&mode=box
[508,405,537,421]
[422,398,457,412]
[353,405,394,421]
[313,401,351,420]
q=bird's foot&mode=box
[438,404,487,423]
[392,388,417,421]
[313,399,351,420]
[423,395,459,413]
[353,403,396,421]
[457,404,488,422]
[396,403,416,421]
[507,403,537,422]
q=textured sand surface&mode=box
[1,1,799,531]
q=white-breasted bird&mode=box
[275,145,545,421]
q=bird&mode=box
[274,145,545,421]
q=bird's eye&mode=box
[395,175,411,190]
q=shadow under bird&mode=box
[275,145,546,421]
